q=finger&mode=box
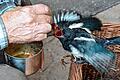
[29,4,51,15]
[35,15,52,23]
[32,23,52,34]
[32,34,47,41]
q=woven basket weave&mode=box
[69,23,120,80]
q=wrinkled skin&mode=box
[1,4,52,43]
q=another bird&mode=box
[51,10,116,73]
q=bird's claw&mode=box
[73,57,88,64]
[60,55,73,67]
[74,60,87,64]
[61,59,68,67]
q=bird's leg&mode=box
[74,57,88,64]
[61,58,68,67]
[60,55,73,66]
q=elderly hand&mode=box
[1,4,52,43]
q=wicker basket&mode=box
[69,23,120,80]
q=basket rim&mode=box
[103,23,120,27]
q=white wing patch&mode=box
[61,12,64,21]
[82,28,91,33]
[69,23,83,29]
[74,37,95,42]
[57,14,60,22]
[69,45,83,58]
[53,16,57,23]
[53,10,81,23]
[64,11,69,20]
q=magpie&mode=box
[51,10,116,73]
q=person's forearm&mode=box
[0,0,17,50]
[0,16,8,50]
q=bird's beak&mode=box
[47,23,63,38]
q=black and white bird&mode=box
[51,10,116,73]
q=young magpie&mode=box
[51,10,116,73]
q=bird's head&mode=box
[50,10,102,41]
[50,23,63,38]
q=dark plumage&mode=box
[52,10,116,73]
[96,36,120,47]
[53,10,102,31]
[82,17,102,31]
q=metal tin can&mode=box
[4,41,44,75]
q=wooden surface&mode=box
[68,63,83,80]
[69,63,101,80]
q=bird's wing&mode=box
[53,10,82,24]
[70,39,115,73]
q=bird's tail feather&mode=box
[105,36,120,46]
[84,51,115,73]
[96,36,120,47]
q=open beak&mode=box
[47,23,63,38]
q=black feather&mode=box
[82,17,103,31]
